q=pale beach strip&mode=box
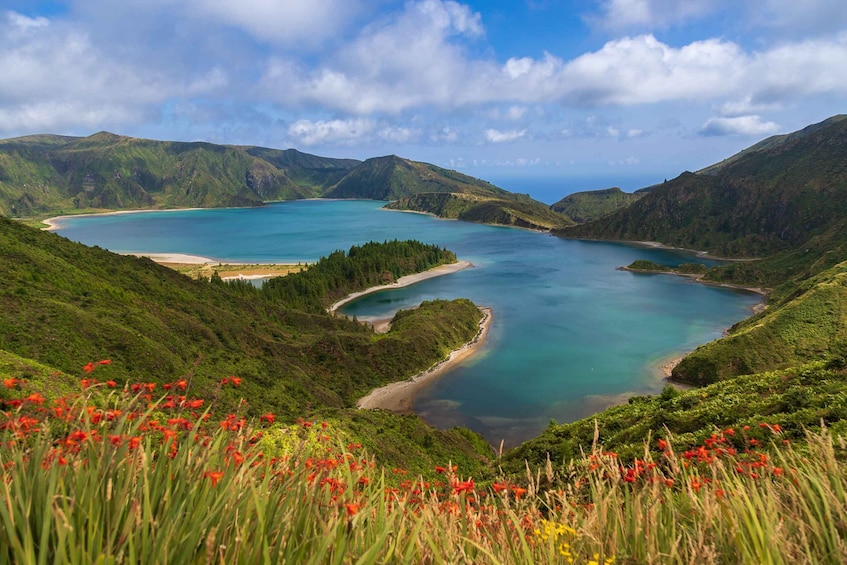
[357,306,492,412]
[327,260,473,314]
[126,252,217,264]
[42,208,206,232]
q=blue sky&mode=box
[1,0,846,193]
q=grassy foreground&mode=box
[3,364,847,563]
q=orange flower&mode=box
[25,393,45,405]
[105,380,117,388]
[98,359,112,365]
[452,479,475,494]
[204,471,224,486]
[657,438,668,451]
[229,377,242,387]
[260,413,276,424]
[345,503,359,516]
[3,377,18,388]
[435,466,447,474]
[176,379,188,391]
[82,362,95,373]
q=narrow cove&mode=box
[54,199,762,447]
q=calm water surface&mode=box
[55,200,760,446]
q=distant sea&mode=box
[55,200,760,446]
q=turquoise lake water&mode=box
[54,200,761,446]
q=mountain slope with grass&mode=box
[556,115,847,260]
[0,132,565,231]
[550,187,643,223]
[0,217,492,472]
[385,191,574,230]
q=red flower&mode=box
[82,362,95,373]
[260,413,276,424]
[105,380,117,388]
[204,471,224,486]
[435,466,447,474]
[345,503,359,517]
[25,393,45,405]
[657,438,668,451]
[176,379,188,391]
[452,479,475,494]
[3,378,18,389]
[229,377,242,387]
[98,359,112,365]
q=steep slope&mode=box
[550,187,643,223]
[324,155,509,200]
[556,115,847,260]
[0,217,484,414]
[673,261,847,385]
[0,134,558,231]
[0,133,360,215]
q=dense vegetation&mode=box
[505,358,847,471]
[252,240,457,313]
[550,187,643,223]
[0,217,492,472]
[4,375,847,563]
[386,192,573,230]
[557,115,847,261]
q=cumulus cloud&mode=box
[264,16,847,117]
[699,115,781,136]
[484,129,526,143]
[287,118,376,146]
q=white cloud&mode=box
[379,126,420,143]
[0,11,227,133]
[287,118,376,146]
[590,0,721,30]
[754,0,847,35]
[261,0,486,113]
[505,105,528,120]
[699,115,781,136]
[484,128,526,143]
[186,0,364,46]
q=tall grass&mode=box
[2,372,847,563]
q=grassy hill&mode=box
[556,115,847,261]
[0,217,493,473]
[550,187,643,223]
[385,191,573,230]
[0,132,565,231]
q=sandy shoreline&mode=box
[357,306,492,412]
[42,208,208,232]
[328,260,473,314]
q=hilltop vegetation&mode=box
[550,187,643,223]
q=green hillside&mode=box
[385,191,573,230]
[556,115,847,261]
[550,187,643,223]
[502,357,847,472]
[0,132,561,231]
[0,217,492,472]
[673,261,847,385]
